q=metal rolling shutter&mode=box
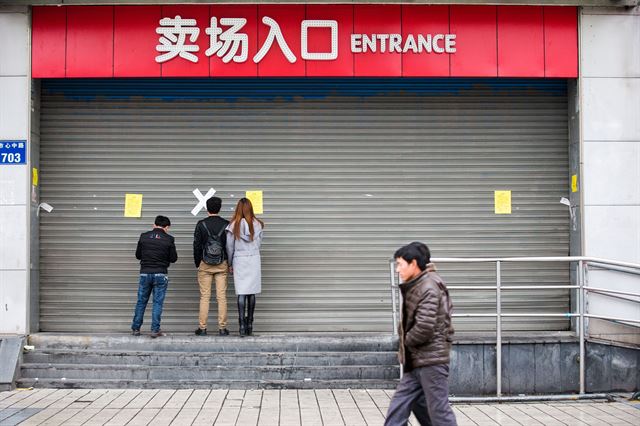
[38,78,570,333]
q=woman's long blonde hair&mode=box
[230,197,264,241]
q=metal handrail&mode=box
[388,256,640,397]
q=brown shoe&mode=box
[150,330,165,338]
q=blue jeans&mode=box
[131,273,169,332]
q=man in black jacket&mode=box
[193,197,230,336]
[131,215,178,338]
[385,242,457,426]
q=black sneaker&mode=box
[150,330,165,338]
[218,328,229,336]
[131,329,140,336]
[195,328,207,336]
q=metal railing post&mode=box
[578,260,585,394]
[390,260,398,336]
[496,260,502,397]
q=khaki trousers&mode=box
[197,260,228,329]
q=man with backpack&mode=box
[193,196,230,336]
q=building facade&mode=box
[0,1,638,337]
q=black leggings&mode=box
[237,294,256,320]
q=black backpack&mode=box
[201,222,226,265]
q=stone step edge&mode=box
[24,349,398,357]
[16,378,399,390]
[21,363,399,372]
[27,335,397,351]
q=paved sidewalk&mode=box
[0,389,638,426]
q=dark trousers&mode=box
[385,363,458,426]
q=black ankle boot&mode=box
[246,316,253,336]
[239,316,247,337]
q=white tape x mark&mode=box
[191,188,216,216]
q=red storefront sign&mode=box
[32,5,578,78]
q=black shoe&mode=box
[239,318,247,337]
[131,329,140,336]
[150,330,165,338]
[246,316,253,336]
[218,328,229,336]
[195,328,207,336]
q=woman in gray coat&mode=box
[226,198,264,337]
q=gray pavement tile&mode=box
[63,408,103,426]
[511,403,567,425]
[27,390,73,410]
[87,390,125,410]
[215,392,244,426]
[40,407,83,425]
[550,404,604,425]
[594,403,640,424]
[350,389,385,425]
[202,390,228,410]
[0,391,19,403]
[278,390,300,426]
[105,389,142,409]
[0,408,22,421]
[18,407,66,426]
[145,389,176,409]
[336,408,367,426]
[332,390,366,425]
[315,390,343,426]
[4,389,640,426]
[0,390,34,409]
[9,389,56,409]
[150,407,181,426]
[184,389,211,410]
[257,390,280,426]
[164,389,194,409]
[298,391,322,426]
[572,403,634,425]
[82,408,121,426]
[127,408,161,426]
[236,390,263,426]
[0,407,41,426]
[237,407,261,426]
[49,390,91,409]
[76,390,108,403]
[456,405,499,426]
[475,404,522,426]
[104,407,141,425]
[170,408,202,425]
[125,389,160,409]
[522,403,570,425]
[452,406,478,426]
[193,408,220,426]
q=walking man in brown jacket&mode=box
[385,242,458,426]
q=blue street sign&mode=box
[0,140,27,164]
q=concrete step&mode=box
[20,333,399,389]
[16,377,398,390]
[23,349,397,367]
[21,363,400,381]
[27,333,397,353]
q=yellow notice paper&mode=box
[571,174,578,193]
[245,190,263,214]
[32,168,39,186]
[494,190,512,214]
[124,194,143,218]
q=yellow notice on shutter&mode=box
[494,190,512,214]
[571,174,578,193]
[32,168,38,186]
[124,194,143,218]
[245,190,263,214]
